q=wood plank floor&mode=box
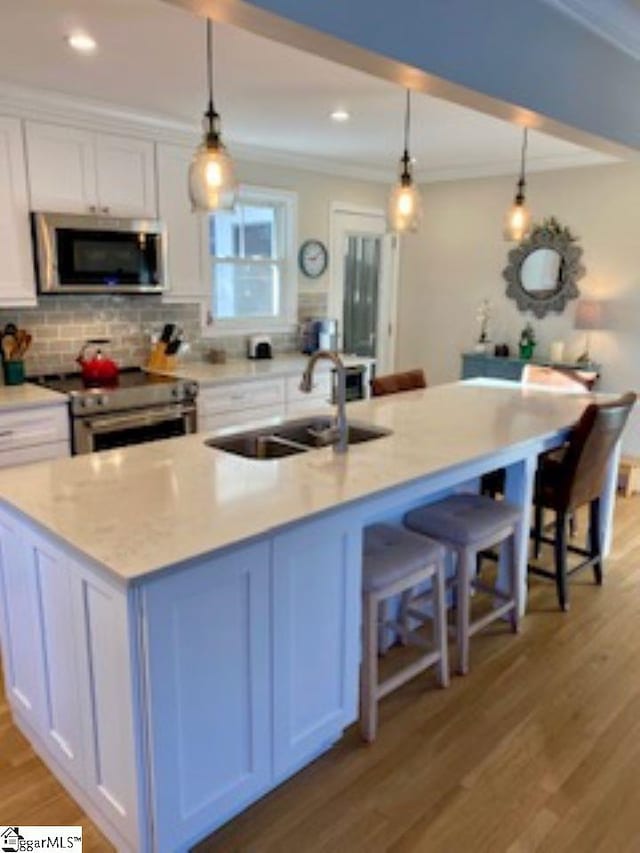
[2,498,640,852]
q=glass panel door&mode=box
[342,235,381,357]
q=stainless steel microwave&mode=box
[32,212,167,295]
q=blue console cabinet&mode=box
[461,352,600,383]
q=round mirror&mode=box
[520,248,563,298]
[502,218,585,318]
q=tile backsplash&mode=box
[0,296,303,376]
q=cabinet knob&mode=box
[101,206,110,214]
[88,205,97,214]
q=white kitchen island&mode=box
[0,381,621,852]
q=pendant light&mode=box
[188,18,237,212]
[503,127,532,242]
[387,89,423,233]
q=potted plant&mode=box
[519,322,537,360]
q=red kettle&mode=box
[76,339,119,386]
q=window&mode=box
[206,187,297,331]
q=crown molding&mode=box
[0,80,619,187]
[0,81,199,141]
[232,142,392,183]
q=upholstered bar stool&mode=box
[361,524,449,743]
[404,494,522,675]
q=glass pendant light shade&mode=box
[189,138,237,212]
[189,19,237,213]
[387,90,423,234]
[387,174,423,233]
[503,196,531,242]
[504,128,532,242]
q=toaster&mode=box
[247,335,273,360]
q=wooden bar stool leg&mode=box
[590,498,603,585]
[533,502,543,559]
[555,511,569,612]
[433,561,449,688]
[456,547,473,676]
[360,591,380,743]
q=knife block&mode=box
[146,342,177,373]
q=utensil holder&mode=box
[3,359,25,385]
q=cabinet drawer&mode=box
[0,440,69,469]
[0,406,69,452]
[199,379,285,416]
[285,371,331,405]
[200,404,284,434]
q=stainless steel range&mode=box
[31,367,198,454]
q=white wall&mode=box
[396,161,640,453]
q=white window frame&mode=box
[202,184,298,336]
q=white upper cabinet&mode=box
[94,132,157,218]
[25,121,97,213]
[0,117,37,306]
[26,121,157,218]
[157,142,206,303]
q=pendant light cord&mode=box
[207,20,214,112]
[404,89,410,156]
[400,89,412,183]
[205,19,219,139]
[517,127,528,199]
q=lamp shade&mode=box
[188,140,237,212]
[574,299,604,330]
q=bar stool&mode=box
[404,494,521,675]
[361,523,449,743]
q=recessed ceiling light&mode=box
[331,109,350,122]
[67,32,97,54]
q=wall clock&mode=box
[298,239,328,279]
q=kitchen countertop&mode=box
[157,353,375,386]
[0,380,595,583]
[0,382,67,412]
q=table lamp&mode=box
[574,299,604,364]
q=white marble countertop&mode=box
[0,382,67,412]
[156,353,375,386]
[0,380,597,583]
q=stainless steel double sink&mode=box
[205,415,391,460]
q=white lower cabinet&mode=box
[198,377,286,433]
[0,515,48,735]
[141,514,361,850]
[272,518,361,779]
[285,371,333,417]
[142,543,272,851]
[197,373,336,434]
[0,404,70,468]
[0,506,362,851]
[0,513,139,850]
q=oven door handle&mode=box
[85,405,195,433]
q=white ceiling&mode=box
[541,0,640,60]
[0,0,619,182]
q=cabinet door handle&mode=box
[101,206,110,214]
[0,430,14,438]
[88,205,97,213]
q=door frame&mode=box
[329,202,399,374]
